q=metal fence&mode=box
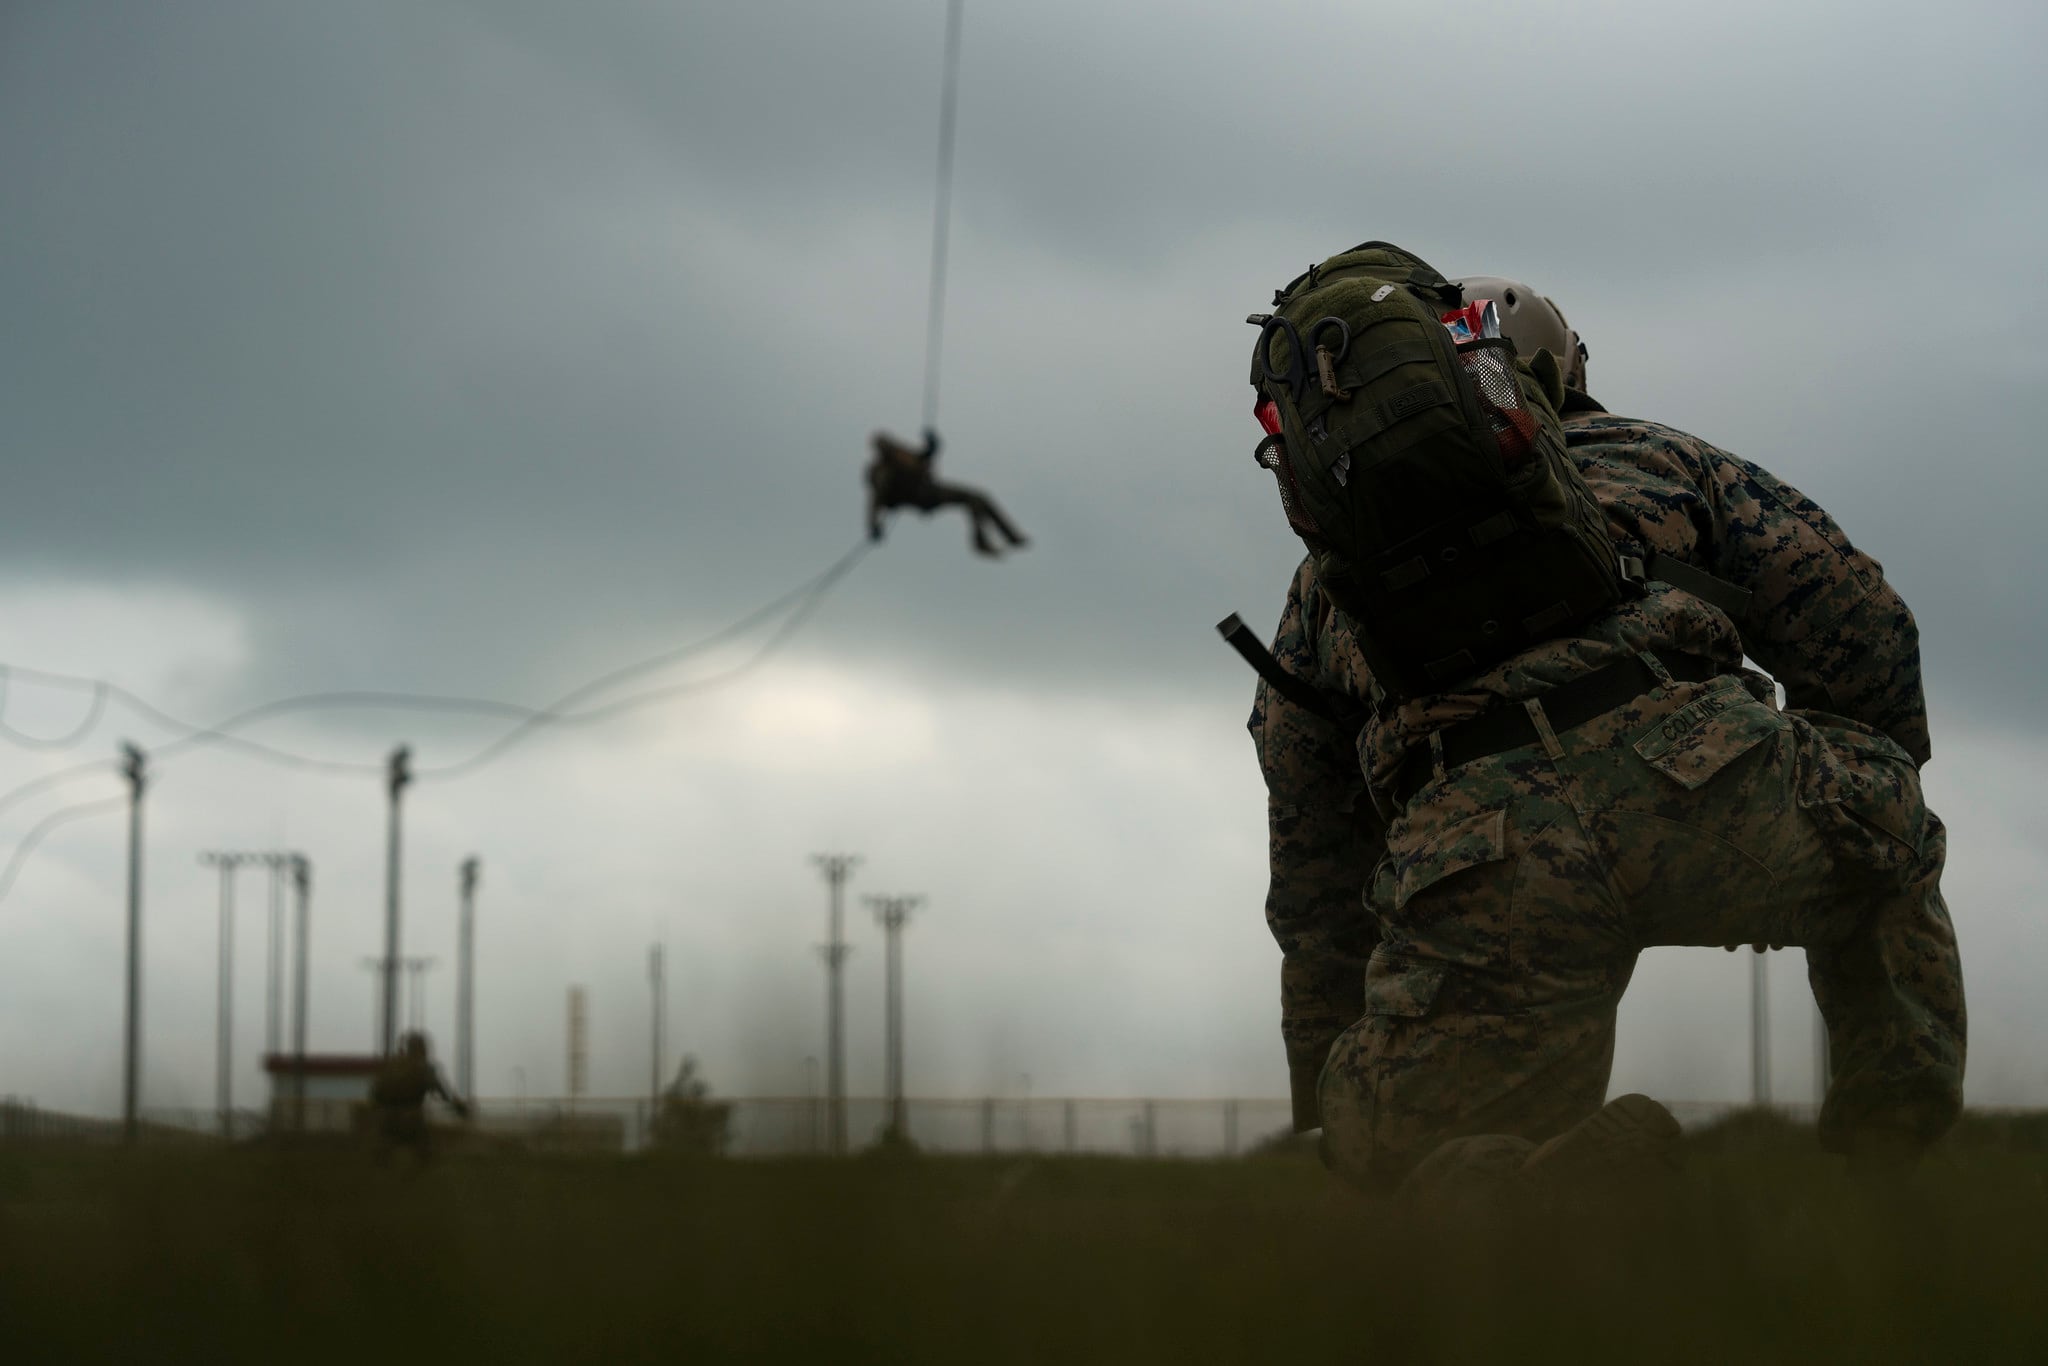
[0,1097,237,1145]
[365,1096,1304,1158]
[2,1096,124,1143]
[695,1096,1301,1158]
[3,1095,1802,1156]
[2,1094,1302,1156]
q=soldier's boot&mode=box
[1843,1124,1928,1194]
[1519,1093,1683,1191]
[979,501,1029,548]
[955,489,1026,553]
[1392,1133,1536,1217]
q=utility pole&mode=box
[199,851,253,1139]
[566,986,588,1113]
[359,958,380,1049]
[809,854,859,1155]
[803,1055,820,1154]
[864,894,921,1144]
[648,942,666,1108]
[1750,948,1771,1106]
[457,857,479,1101]
[120,743,147,1144]
[264,856,286,1057]
[290,855,310,1134]
[362,955,431,1049]
[380,744,411,1056]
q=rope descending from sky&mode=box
[919,0,966,435]
[0,538,875,905]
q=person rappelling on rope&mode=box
[864,4,1023,559]
[865,426,1029,558]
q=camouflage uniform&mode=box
[370,1035,463,1159]
[866,430,1029,557]
[1248,409,1965,1190]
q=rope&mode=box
[0,540,875,905]
[0,669,110,750]
[0,795,129,903]
[919,0,966,435]
[418,539,871,780]
[0,539,874,818]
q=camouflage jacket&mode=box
[371,1054,455,1110]
[1247,409,1931,1127]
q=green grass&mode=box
[3,1113,2045,1364]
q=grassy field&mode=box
[3,1112,2045,1364]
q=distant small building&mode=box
[262,1053,383,1134]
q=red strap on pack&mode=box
[1254,400,1282,436]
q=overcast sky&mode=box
[3,0,2043,1129]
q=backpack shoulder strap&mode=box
[1643,552,1753,622]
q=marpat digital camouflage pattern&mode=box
[1248,410,1965,1190]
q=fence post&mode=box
[981,1097,994,1154]
[1224,1099,1238,1157]
[1142,1101,1157,1158]
[1063,1099,1076,1154]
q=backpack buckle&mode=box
[1618,554,1647,595]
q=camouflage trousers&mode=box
[887,478,1027,552]
[375,1106,432,1159]
[1320,662,1965,1191]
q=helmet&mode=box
[1450,276,1588,393]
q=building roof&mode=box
[261,1053,384,1076]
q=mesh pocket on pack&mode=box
[1255,433,1324,541]
[1245,438,1327,544]
[1456,339,1538,469]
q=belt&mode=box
[1390,650,1724,806]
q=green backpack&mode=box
[1247,241,1632,702]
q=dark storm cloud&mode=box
[2,0,2042,728]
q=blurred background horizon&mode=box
[3,0,2043,1124]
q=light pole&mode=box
[809,854,859,1155]
[199,851,253,1139]
[380,744,411,1056]
[803,1054,820,1154]
[290,855,311,1133]
[864,894,921,1145]
[119,743,146,1143]
[403,957,436,1035]
[648,942,666,1109]
[457,857,479,1101]
[362,954,432,1050]
[264,856,286,1058]
[359,957,380,1049]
